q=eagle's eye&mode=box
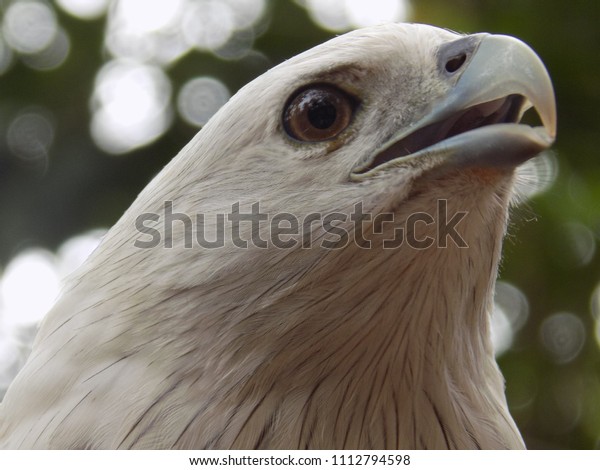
[283,84,356,142]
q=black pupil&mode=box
[307,97,337,129]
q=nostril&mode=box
[445,53,467,73]
[438,35,485,76]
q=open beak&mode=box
[352,33,557,178]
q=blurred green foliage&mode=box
[0,0,599,449]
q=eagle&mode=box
[0,23,555,449]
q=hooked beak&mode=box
[352,33,557,178]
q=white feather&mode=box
[0,23,525,449]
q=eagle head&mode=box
[0,23,556,449]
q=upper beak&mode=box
[352,33,557,177]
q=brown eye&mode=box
[283,85,356,142]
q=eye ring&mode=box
[282,84,357,142]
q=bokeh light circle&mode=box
[177,77,230,127]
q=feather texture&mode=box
[0,23,552,449]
